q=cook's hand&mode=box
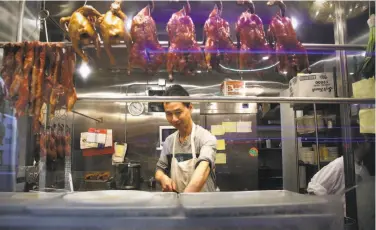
[161,175,176,192]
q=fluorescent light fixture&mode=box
[79,62,91,79]
[291,17,298,29]
[262,56,269,60]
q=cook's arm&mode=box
[155,136,174,191]
[307,158,344,195]
[184,161,210,192]
[184,131,217,192]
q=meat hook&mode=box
[266,0,286,17]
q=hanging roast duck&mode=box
[97,0,132,67]
[266,0,309,77]
[129,1,165,75]
[166,0,206,81]
[60,5,102,63]
[236,0,272,73]
[204,1,237,71]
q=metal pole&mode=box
[76,96,375,104]
[313,104,320,170]
[11,0,26,192]
[334,1,358,225]
[0,42,366,51]
[16,0,25,42]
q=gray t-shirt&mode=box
[156,124,217,190]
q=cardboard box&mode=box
[289,73,335,98]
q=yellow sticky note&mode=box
[359,108,375,134]
[352,78,375,98]
[211,125,225,136]
[115,144,125,157]
[215,153,226,164]
[222,122,237,133]
[216,139,226,150]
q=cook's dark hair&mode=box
[163,84,190,108]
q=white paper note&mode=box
[86,132,97,143]
[236,121,252,133]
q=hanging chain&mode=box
[37,0,50,42]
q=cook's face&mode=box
[164,102,192,129]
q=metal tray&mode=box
[27,191,180,217]
[179,190,340,217]
[0,192,65,214]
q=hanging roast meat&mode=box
[29,44,41,116]
[204,2,237,71]
[60,5,102,63]
[166,0,206,81]
[33,44,47,132]
[15,42,35,117]
[129,1,165,75]
[97,0,132,66]
[266,0,309,77]
[1,43,16,96]
[43,44,56,105]
[9,43,24,98]
[64,47,77,112]
[236,0,272,73]
[50,46,77,115]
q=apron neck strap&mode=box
[172,123,196,159]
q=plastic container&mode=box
[304,115,325,133]
[296,117,306,134]
[327,147,339,160]
[319,145,329,161]
[324,115,336,129]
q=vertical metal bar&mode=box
[334,1,358,225]
[16,0,25,42]
[313,104,320,170]
[293,110,300,192]
[11,0,26,192]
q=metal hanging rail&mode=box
[61,106,103,123]
[77,96,375,104]
[0,41,367,51]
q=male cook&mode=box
[155,85,217,193]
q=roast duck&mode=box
[0,42,77,132]
[97,0,132,67]
[266,0,309,76]
[166,1,206,81]
[204,2,237,71]
[60,5,102,63]
[129,1,165,75]
[39,124,72,166]
[236,0,272,73]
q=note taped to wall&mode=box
[236,121,252,133]
[211,125,225,136]
[352,77,375,98]
[216,139,226,150]
[222,122,237,133]
[359,108,375,134]
[215,153,226,164]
